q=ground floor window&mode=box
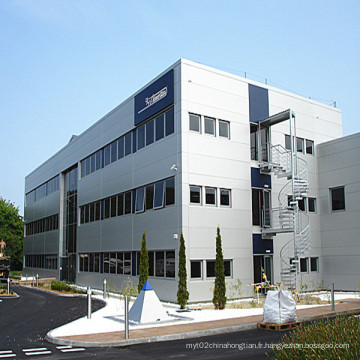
[190,259,232,279]
[24,254,58,270]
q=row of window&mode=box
[288,196,317,213]
[79,250,176,278]
[26,176,60,205]
[24,254,58,270]
[297,257,319,273]
[190,186,231,207]
[189,113,230,139]
[190,260,232,279]
[25,214,59,236]
[285,135,314,155]
[81,107,175,178]
[80,177,175,224]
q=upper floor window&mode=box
[308,197,316,213]
[297,137,304,153]
[330,186,345,211]
[220,189,231,207]
[204,117,216,136]
[205,187,216,206]
[189,113,201,132]
[190,186,201,204]
[219,120,230,139]
[306,139,314,155]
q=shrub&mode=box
[271,315,360,359]
[50,281,71,292]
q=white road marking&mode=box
[56,346,72,349]
[22,348,47,352]
[0,352,13,355]
[61,348,85,353]
[0,354,16,359]
[24,351,51,357]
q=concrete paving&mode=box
[46,298,360,348]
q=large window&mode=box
[206,260,232,278]
[330,186,345,211]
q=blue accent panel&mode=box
[132,251,137,276]
[142,280,152,291]
[249,84,269,123]
[135,69,174,126]
[253,234,273,254]
[132,131,137,153]
[251,167,271,189]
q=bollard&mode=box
[7,277,10,294]
[103,279,107,299]
[87,287,92,319]
[36,274,39,287]
[124,296,129,340]
[331,283,335,311]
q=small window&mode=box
[165,178,175,206]
[155,251,164,277]
[206,260,215,278]
[285,134,291,151]
[103,253,110,273]
[110,253,116,274]
[111,141,117,163]
[90,203,95,222]
[80,206,85,224]
[135,187,145,213]
[306,139,314,155]
[190,186,201,204]
[94,253,100,272]
[146,119,154,146]
[124,252,131,275]
[189,114,201,132]
[95,201,101,221]
[219,120,230,139]
[146,185,154,210]
[204,117,216,136]
[205,187,216,205]
[90,154,96,173]
[191,261,202,279]
[104,144,111,166]
[148,251,154,276]
[331,186,345,211]
[156,114,165,141]
[95,150,102,170]
[224,260,232,277]
[84,205,90,223]
[125,133,132,156]
[165,107,174,136]
[117,194,124,216]
[308,197,316,213]
[310,257,318,272]
[117,252,123,274]
[220,189,231,207]
[250,124,258,160]
[111,196,117,217]
[118,137,124,159]
[154,181,164,209]
[124,192,132,214]
[300,258,308,273]
[296,137,304,153]
[298,197,306,212]
[166,251,175,278]
[104,198,110,219]
[137,124,145,150]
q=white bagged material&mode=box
[263,290,297,324]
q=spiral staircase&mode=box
[258,109,311,290]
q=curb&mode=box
[45,307,360,349]
[0,292,19,299]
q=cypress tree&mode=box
[138,231,149,293]
[177,233,189,309]
[213,226,227,309]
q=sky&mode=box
[1,0,359,215]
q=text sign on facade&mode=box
[134,69,174,126]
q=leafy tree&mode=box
[0,198,23,270]
[177,233,189,309]
[137,231,149,293]
[213,227,226,309]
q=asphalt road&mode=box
[0,285,284,359]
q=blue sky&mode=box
[1,0,359,214]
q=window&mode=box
[189,113,201,132]
[190,186,201,204]
[310,257,318,272]
[110,141,117,163]
[148,251,154,276]
[110,196,117,217]
[124,192,132,214]
[104,253,110,273]
[300,258,308,273]
[156,251,164,277]
[125,133,132,156]
[220,189,231,207]
[135,187,145,213]
[298,197,306,212]
[306,139,314,155]
[90,154,96,173]
[90,203,95,222]
[104,144,111,166]
[205,187,216,205]
[117,253,123,274]
[137,124,145,150]
[110,253,116,274]
[104,198,110,219]
[124,252,131,274]
[95,150,102,170]
[285,134,291,151]
[250,124,258,160]
[146,185,154,210]
[146,119,154,146]
[165,178,175,206]
[84,205,90,223]
[118,137,124,159]
[154,181,164,209]
[224,260,232,277]
[156,114,165,141]
[165,107,174,136]
[204,117,216,135]
[297,137,304,153]
[219,120,230,139]
[308,197,316,213]
[117,194,124,216]
[331,186,345,211]
[206,261,215,278]
[94,253,100,272]
[166,251,175,278]
[191,261,202,279]
[95,201,101,221]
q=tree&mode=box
[0,198,23,270]
[213,227,226,309]
[177,233,189,309]
[137,231,149,293]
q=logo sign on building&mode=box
[134,69,174,126]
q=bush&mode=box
[271,315,360,359]
[50,281,71,292]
